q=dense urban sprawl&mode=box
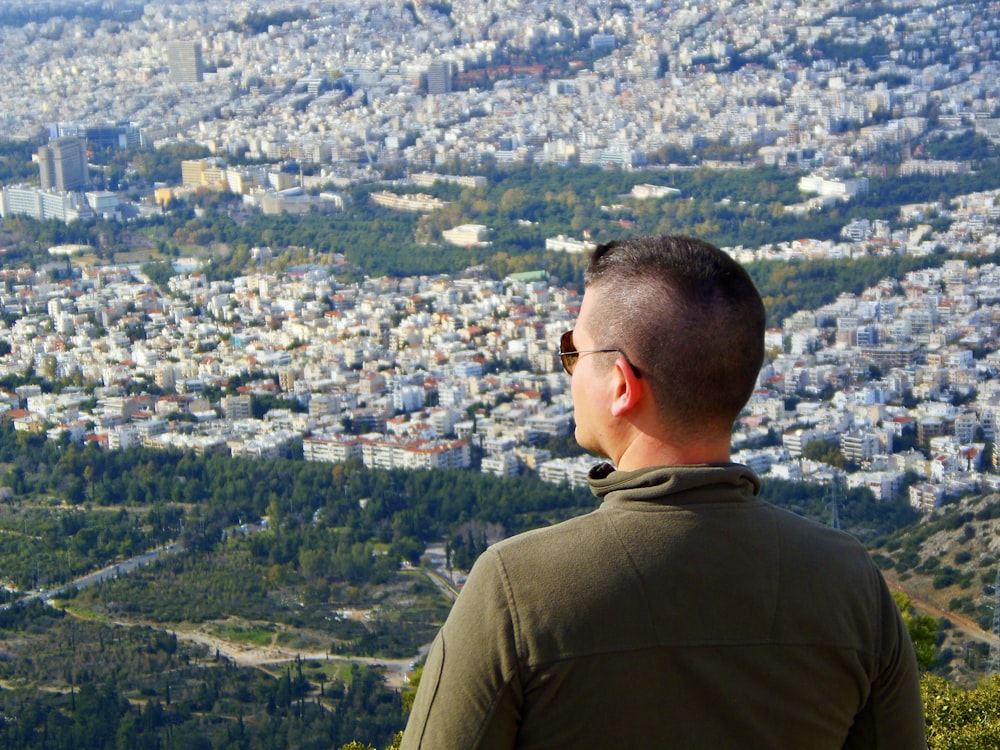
[1,0,1000,515]
[1,0,999,202]
[2,180,1000,515]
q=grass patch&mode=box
[274,629,327,651]
[56,605,112,622]
[210,622,275,647]
[326,659,369,686]
[268,657,362,686]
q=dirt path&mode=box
[883,571,1000,647]
[128,622,416,688]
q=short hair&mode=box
[584,235,765,434]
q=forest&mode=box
[748,252,958,327]
[3,139,1000,288]
[0,427,596,594]
[0,600,406,750]
[4,417,1000,746]
[0,416,928,748]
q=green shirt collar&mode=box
[588,462,761,505]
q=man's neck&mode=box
[613,434,732,471]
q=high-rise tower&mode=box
[427,60,453,95]
[168,40,204,84]
[37,136,88,192]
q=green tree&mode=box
[922,674,1000,749]
[893,591,939,671]
[802,439,849,469]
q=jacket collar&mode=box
[588,462,761,506]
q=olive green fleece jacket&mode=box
[401,463,927,749]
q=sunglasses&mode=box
[559,330,640,377]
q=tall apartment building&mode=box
[222,394,253,421]
[181,158,227,187]
[37,136,88,192]
[427,60,452,95]
[0,185,87,222]
[168,40,204,84]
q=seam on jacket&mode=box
[494,549,524,672]
[602,510,658,638]
[464,549,523,746]
[471,681,519,748]
[524,640,876,673]
[413,634,444,748]
[869,572,899,747]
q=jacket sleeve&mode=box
[400,547,524,750]
[844,572,928,750]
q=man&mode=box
[401,235,926,749]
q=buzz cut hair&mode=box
[584,235,766,434]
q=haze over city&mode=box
[3,0,998,173]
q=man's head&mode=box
[569,235,765,461]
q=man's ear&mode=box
[610,356,642,417]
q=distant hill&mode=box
[871,492,1000,687]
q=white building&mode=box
[442,224,490,247]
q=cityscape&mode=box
[2,198,1000,516]
[0,0,999,514]
[0,2,1000,509]
[1,0,1000,221]
[4,0,1000,747]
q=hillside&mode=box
[871,491,1000,687]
